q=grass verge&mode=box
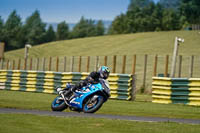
[0,90,199,119]
[1,114,200,133]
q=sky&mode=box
[0,0,159,23]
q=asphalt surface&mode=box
[0,108,200,124]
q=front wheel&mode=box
[51,96,68,111]
[83,95,104,113]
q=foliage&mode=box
[0,16,4,42]
[161,9,181,30]
[128,0,153,10]
[95,20,105,36]
[109,0,200,34]
[159,0,180,9]
[180,0,200,24]
[56,21,69,40]
[71,17,95,38]
[71,17,105,38]
[0,12,106,51]
[45,25,56,42]
[23,10,46,46]
[2,10,23,50]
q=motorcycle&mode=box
[51,79,110,113]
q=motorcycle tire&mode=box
[51,96,68,111]
[82,95,104,113]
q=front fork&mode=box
[57,88,70,106]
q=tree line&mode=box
[0,0,199,51]
[0,10,105,51]
[108,0,200,34]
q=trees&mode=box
[56,21,69,40]
[108,14,129,34]
[2,0,199,51]
[45,25,56,42]
[71,17,93,38]
[109,0,191,34]
[0,16,4,42]
[95,20,105,36]
[110,1,162,34]
[23,10,46,45]
[162,9,181,30]
[159,0,180,9]
[180,0,200,24]
[71,17,105,38]
[1,10,106,51]
[3,10,23,50]
[128,0,153,10]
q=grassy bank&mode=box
[5,31,200,58]
[3,31,200,92]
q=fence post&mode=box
[95,56,99,71]
[56,56,59,72]
[132,55,136,75]
[113,55,117,73]
[165,55,169,77]
[122,55,126,74]
[36,58,39,71]
[12,60,15,70]
[104,56,107,66]
[131,75,136,101]
[153,55,158,77]
[189,55,194,78]
[70,56,74,72]
[49,57,52,71]
[0,59,4,69]
[78,56,82,72]
[178,55,182,78]
[24,58,27,70]
[0,42,5,59]
[17,58,21,70]
[63,56,67,72]
[86,56,90,72]
[29,58,32,70]
[142,54,148,90]
[42,57,46,71]
[6,59,9,70]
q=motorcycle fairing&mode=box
[68,83,103,109]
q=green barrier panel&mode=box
[0,70,135,101]
[152,77,200,106]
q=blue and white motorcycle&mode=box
[51,79,110,113]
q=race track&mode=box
[0,108,200,124]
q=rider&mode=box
[65,66,110,96]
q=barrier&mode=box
[0,70,135,100]
[152,77,200,106]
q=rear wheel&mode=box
[83,95,104,113]
[51,96,68,111]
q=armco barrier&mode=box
[152,77,200,106]
[0,70,136,100]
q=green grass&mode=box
[1,114,200,133]
[5,31,200,58]
[1,31,200,133]
[0,90,200,119]
[2,30,200,92]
